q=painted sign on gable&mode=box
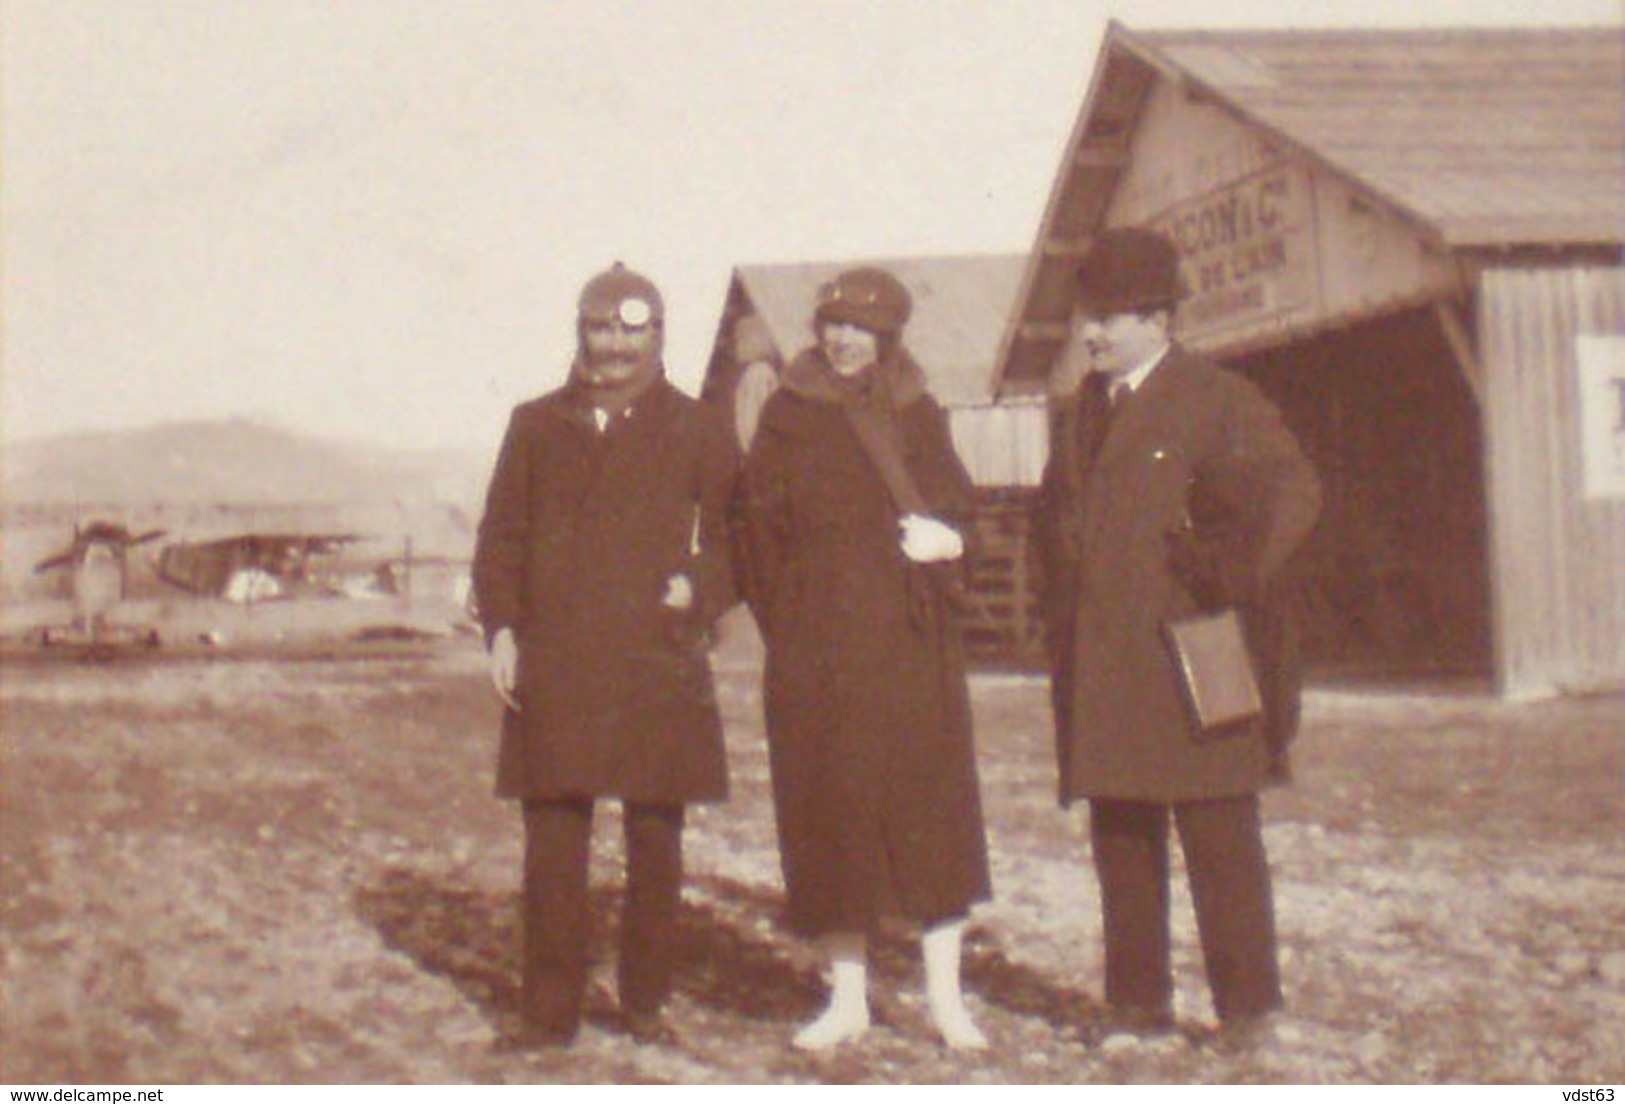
[1100,77,1464,358]
[1147,162,1317,346]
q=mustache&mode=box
[579,349,657,383]
[825,342,873,360]
[585,349,650,369]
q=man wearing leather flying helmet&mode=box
[573,262,665,394]
[473,262,739,1049]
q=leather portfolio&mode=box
[1163,608,1264,732]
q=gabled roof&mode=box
[995,22,1625,394]
[1130,24,1624,248]
[730,255,1027,405]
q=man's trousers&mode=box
[520,797,685,1035]
[1089,794,1283,1022]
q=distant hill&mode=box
[1,418,491,507]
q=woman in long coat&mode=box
[737,266,992,1051]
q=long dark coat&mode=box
[1033,346,1322,805]
[472,376,737,805]
[736,349,992,936]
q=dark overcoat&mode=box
[736,350,992,936]
[472,376,737,805]
[1033,346,1322,805]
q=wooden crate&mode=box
[960,487,1047,670]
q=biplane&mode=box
[30,520,167,649]
[17,516,471,654]
[156,532,365,602]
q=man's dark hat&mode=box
[1074,227,1187,316]
[814,266,912,336]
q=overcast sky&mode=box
[4,0,1621,455]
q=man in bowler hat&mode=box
[473,263,738,1047]
[1032,227,1322,1047]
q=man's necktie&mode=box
[1079,374,1116,462]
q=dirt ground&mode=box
[2,610,1622,1085]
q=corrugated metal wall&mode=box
[948,401,1048,488]
[1480,266,1625,698]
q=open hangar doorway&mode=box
[1226,305,1493,680]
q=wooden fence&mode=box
[960,487,1046,670]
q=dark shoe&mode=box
[495,1020,579,1053]
[1103,1004,1176,1037]
[1211,1010,1283,1053]
[622,1008,678,1046]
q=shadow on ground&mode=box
[354,867,824,1040]
[355,866,1109,1047]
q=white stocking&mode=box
[923,919,988,1050]
[793,932,870,1050]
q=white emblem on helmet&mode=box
[618,298,652,326]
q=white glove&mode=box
[899,513,964,564]
[663,572,694,611]
[489,627,520,712]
